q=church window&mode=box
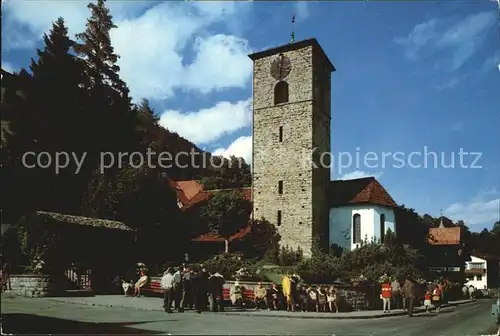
[279,126,283,142]
[380,213,386,243]
[352,214,361,244]
[277,210,282,226]
[278,180,283,195]
[274,81,289,104]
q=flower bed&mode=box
[4,274,57,297]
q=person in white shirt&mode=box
[173,267,183,312]
[161,268,175,313]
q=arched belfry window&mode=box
[352,214,361,244]
[274,81,289,105]
[380,214,386,243]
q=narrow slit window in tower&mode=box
[277,210,282,226]
[278,180,283,195]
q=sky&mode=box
[2,0,499,232]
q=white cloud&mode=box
[213,136,252,164]
[445,197,499,227]
[2,1,253,101]
[159,98,251,144]
[395,11,496,71]
[1,61,14,73]
[339,170,383,180]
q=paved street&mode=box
[2,296,498,335]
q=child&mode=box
[307,285,318,312]
[327,286,338,313]
[424,290,432,313]
[317,286,327,312]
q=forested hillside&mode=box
[0,1,251,229]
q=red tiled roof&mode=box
[176,180,203,200]
[328,177,397,208]
[427,227,461,245]
[165,178,252,243]
[168,177,251,211]
[192,226,252,243]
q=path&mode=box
[2,295,498,335]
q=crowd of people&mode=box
[249,274,341,313]
[140,264,479,317]
[379,276,472,316]
[160,264,224,314]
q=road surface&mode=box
[1,296,498,335]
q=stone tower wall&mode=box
[251,42,332,257]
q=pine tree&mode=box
[75,0,137,159]
[75,0,129,98]
[4,17,89,217]
[29,17,86,151]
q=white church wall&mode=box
[329,205,397,252]
[372,205,396,241]
[328,206,375,251]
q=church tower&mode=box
[249,39,335,257]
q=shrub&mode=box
[240,218,281,260]
[278,245,303,266]
[16,213,63,274]
[295,237,340,283]
[201,253,253,279]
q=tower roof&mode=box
[248,38,335,72]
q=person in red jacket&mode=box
[424,290,432,313]
[381,281,392,313]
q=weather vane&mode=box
[290,15,295,44]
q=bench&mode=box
[142,277,257,301]
[142,278,163,296]
[222,286,255,301]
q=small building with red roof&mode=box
[327,177,398,251]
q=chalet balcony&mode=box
[464,268,486,276]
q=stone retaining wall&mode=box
[4,274,55,297]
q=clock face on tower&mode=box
[270,54,292,80]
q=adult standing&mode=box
[173,267,183,312]
[200,267,210,309]
[182,266,193,310]
[191,266,208,314]
[282,274,293,311]
[161,268,175,313]
[208,272,225,312]
[402,276,416,317]
[391,278,401,309]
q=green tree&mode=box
[240,218,281,260]
[2,18,87,220]
[134,99,160,148]
[75,0,128,97]
[491,221,500,238]
[200,155,251,190]
[75,0,137,163]
[199,189,252,252]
